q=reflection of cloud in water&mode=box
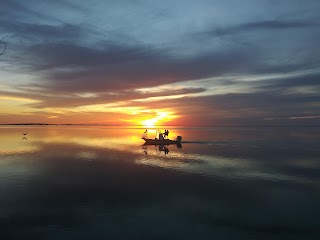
[1,126,319,186]
[32,135,318,185]
[77,151,97,161]
[0,126,319,239]
[136,150,315,184]
[0,145,39,156]
[33,134,143,154]
[0,133,40,156]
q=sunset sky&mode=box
[0,0,320,126]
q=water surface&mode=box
[0,126,319,239]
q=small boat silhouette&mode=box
[141,130,182,145]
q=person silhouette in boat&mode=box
[142,129,148,139]
[164,129,169,139]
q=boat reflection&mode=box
[142,143,182,155]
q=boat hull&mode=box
[142,138,179,145]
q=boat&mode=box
[141,130,182,145]
[142,138,181,145]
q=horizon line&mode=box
[1,123,320,128]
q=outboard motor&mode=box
[176,136,182,142]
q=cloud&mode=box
[156,93,320,126]
[0,20,85,42]
[35,87,206,109]
[26,41,158,69]
[14,37,264,94]
[1,0,320,126]
[0,87,206,109]
[205,20,320,38]
[3,1,320,93]
[125,71,320,126]
[4,16,316,95]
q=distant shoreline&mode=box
[0,123,84,126]
[1,123,87,126]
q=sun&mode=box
[141,111,175,128]
[142,118,157,128]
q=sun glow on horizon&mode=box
[141,111,176,128]
[142,118,157,128]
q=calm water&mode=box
[0,126,319,239]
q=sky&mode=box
[0,0,320,126]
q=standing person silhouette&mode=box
[164,129,169,139]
